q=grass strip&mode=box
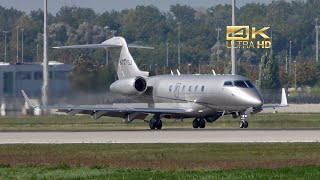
[0,165,319,179]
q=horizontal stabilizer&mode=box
[127,44,154,49]
[52,44,121,49]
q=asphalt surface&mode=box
[0,129,319,144]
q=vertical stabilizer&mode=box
[104,37,149,79]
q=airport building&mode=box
[0,61,72,97]
[0,61,72,115]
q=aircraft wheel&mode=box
[149,117,157,129]
[244,121,248,128]
[192,118,199,128]
[239,120,245,128]
[156,120,162,129]
[199,118,206,128]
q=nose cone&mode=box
[251,94,263,107]
[243,90,263,107]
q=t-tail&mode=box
[53,36,152,79]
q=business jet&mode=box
[22,36,288,129]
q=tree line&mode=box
[0,1,319,92]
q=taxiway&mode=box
[0,129,319,144]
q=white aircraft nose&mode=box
[252,96,263,107]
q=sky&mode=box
[0,0,274,14]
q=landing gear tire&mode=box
[149,114,162,130]
[156,120,162,129]
[239,113,248,129]
[239,120,249,128]
[199,118,206,128]
[244,121,248,128]
[193,118,200,128]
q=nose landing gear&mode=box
[239,113,248,128]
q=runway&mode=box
[0,129,319,144]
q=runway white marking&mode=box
[0,129,319,144]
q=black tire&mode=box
[244,121,248,128]
[239,120,244,128]
[149,118,156,129]
[199,118,206,128]
[192,119,199,128]
[156,120,162,129]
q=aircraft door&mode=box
[174,83,181,98]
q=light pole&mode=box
[177,22,181,70]
[215,27,221,61]
[166,42,169,67]
[315,18,319,62]
[21,28,24,63]
[285,50,288,74]
[289,40,292,74]
[104,26,109,65]
[294,60,297,89]
[37,44,39,62]
[3,31,8,63]
[16,26,19,63]
[231,0,236,75]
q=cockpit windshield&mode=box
[245,80,255,88]
[223,80,256,88]
[223,81,233,87]
[234,80,248,88]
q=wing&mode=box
[22,90,185,120]
[262,88,289,109]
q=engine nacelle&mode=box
[205,114,222,123]
[110,76,147,95]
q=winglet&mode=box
[280,88,288,106]
[21,90,36,108]
[171,70,173,75]
[177,69,181,76]
[212,69,216,75]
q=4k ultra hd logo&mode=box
[226,26,271,49]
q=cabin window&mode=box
[182,85,186,92]
[169,85,172,92]
[223,81,233,87]
[195,85,198,91]
[188,85,192,91]
[201,86,205,92]
[245,80,255,88]
[234,80,248,88]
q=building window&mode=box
[34,71,43,80]
[55,71,68,80]
[16,72,32,80]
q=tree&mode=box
[259,53,281,89]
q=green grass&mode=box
[0,165,319,179]
[0,113,319,130]
[0,143,319,179]
[0,143,319,169]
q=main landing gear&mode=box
[239,113,249,128]
[192,118,206,128]
[149,114,162,129]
